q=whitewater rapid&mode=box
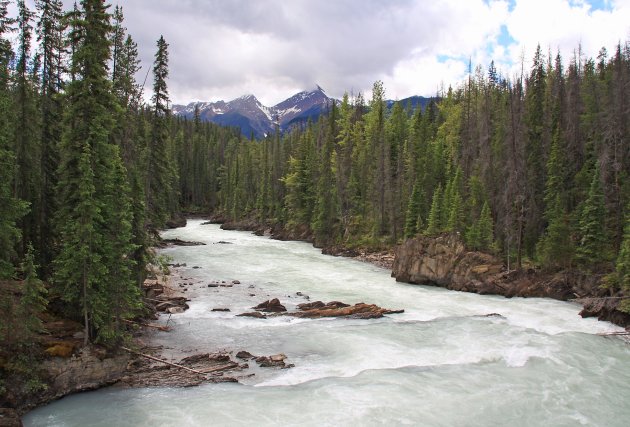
[24,219,630,426]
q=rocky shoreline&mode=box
[392,234,630,328]
[8,218,628,426]
[213,216,630,328]
[7,233,403,426]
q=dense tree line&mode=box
[2,0,630,363]
[0,0,237,354]
[196,44,630,305]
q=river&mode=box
[24,219,630,426]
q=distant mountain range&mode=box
[172,86,433,139]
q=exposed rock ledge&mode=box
[9,347,130,416]
[392,234,630,328]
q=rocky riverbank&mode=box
[213,217,630,328]
[214,217,396,270]
[9,233,403,425]
[392,233,630,328]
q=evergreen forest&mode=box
[1,0,630,366]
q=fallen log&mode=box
[121,347,207,376]
[122,319,171,332]
[197,362,239,374]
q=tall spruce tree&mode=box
[147,35,174,227]
[404,181,423,238]
[14,0,39,257]
[0,0,29,279]
[576,164,610,266]
[312,101,338,245]
[616,205,630,312]
[36,0,65,273]
[54,0,139,346]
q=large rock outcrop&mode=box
[40,347,130,401]
[392,234,503,292]
[391,234,630,328]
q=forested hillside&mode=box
[0,0,239,357]
[206,46,630,302]
[1,0,630,366]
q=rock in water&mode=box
[252,298,287,312]
[255,354,289,368]
[236,312,267,319]
[235,351,255,359]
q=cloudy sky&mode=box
[14,0,630,105]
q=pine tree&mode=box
[312,101,338,245]
[54,0,139,346]
[404,181,422,238]
[478,201,494,251]
[97,144,140,344]
[147,35,174,227]
[14,0,39,257]
[576,164,609,266]
[282,123,316,228]
[425,185,443,236]
[444,167,464,233]
[36,0,65,273]
[365,81,389,237]
[536,195,573,268]
[536,125,574,268]
[0,1,28,279]
[616,206,630,313]
[19,243,48,337]
[523,45,547,258]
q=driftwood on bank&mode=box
[121,347,207,376]
[197,362,239,373]
[122,319,171,332]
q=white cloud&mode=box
[500,0,630,75]
[8,0,630,104]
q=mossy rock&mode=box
[44,342,75,358]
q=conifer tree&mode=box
[425,185,443,236]
[536,125,574,268]
[14,0,39,256]
[404,181,423,238]
[147,35,175,226]
[283,124,316,228]
[523,45,547,257]
[616,206,630,313]
[576,164,609,266]
[365,81,388,237]
[19,243,48,337]
[478,201,494,251]
[54,0,139,346]
[444,167,464,232]
[312,101,338,245]
[0,1,28,279]
[36,0,65,272]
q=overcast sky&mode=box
[13,0,630,105]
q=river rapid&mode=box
[24,219,630,426]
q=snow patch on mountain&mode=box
[172,85,334,139]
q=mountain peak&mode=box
[172,87,334,139]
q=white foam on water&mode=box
[24,219,630,427]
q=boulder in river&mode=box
[161,238,206,247]
[236,312,267,319]
[255,354,288,368]
[235,351,255,360]
[290,301,403,319]
[252,298,287,312]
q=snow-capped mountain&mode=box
[172,86,334,139]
